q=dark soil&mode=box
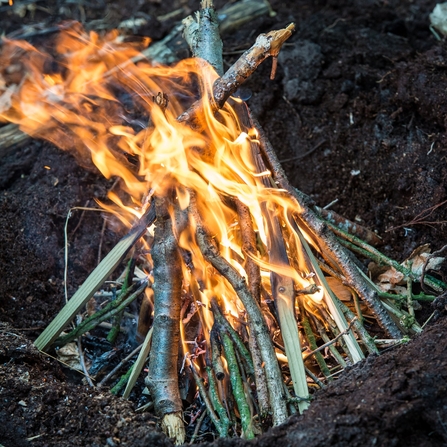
[1,0,447,446]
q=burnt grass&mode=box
[1,0,447,446]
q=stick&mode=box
[316,207,382,246]
[77,337,94,387]
[178,24,295,126]
[98,343,143,388]
[249,112,403,339]
[205,362,230,436]
[107,257,136,344]
[183,0,224,76]
[189,407,208,444]
[210,299,255,377]
[299,303,332,379]
[189,194,288,426]
[311,316,347,367]
[190,361,226,437]
[219,327,254,439]
[54,281,147,347]
[146,196,185,445]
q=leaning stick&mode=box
[178,23,295,126]
[189,194,288,426]
[183,0,224,76]
[234,199,270,418]
[249,113,403,339]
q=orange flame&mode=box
[0,24,327,336]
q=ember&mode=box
[0,0,445,444]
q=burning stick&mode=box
[188,194,288,425]
[249,113,403,339]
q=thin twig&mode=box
[189,407,208,444]
[303,317,356,361]
[98,343,143,387]
[77,337,94,387]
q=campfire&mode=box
[0,1,445,444]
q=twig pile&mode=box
[1,1,445,444]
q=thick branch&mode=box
[146,196,185,444]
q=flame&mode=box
[0,24,333,344]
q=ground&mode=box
[1,0,447,445]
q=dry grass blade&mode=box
[123,327,153,398]
[34,203,155,352]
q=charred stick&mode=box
[189,195,288,426]
[250,113,403,339]
[219,327,254,439]
[146,196,185,445]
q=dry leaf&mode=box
[326,277,352,302]
[377,267,405,291]
[56,342,82,370]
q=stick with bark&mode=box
[189,194,288,426]
[146,195,185,445]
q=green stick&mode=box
[220,329,254,439]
